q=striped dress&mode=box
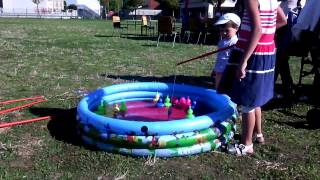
[221,0,278,107]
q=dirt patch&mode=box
[13,133,44,158]
[0,127,10,134]
[10,159,34,169]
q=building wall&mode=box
[2,0,64,13]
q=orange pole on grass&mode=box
[0,96,45,105]
[0,116,51,128]
[176,45,235,66]
[0,99,47,115]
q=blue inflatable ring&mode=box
[77,82,236,136]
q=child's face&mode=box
[219,26,238,39]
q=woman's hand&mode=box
[237,62,247,80]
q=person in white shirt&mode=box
[211,13,240,89]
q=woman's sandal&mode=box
[255,133,265,144]
[227,143,254,156]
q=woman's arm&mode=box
[237,0,262,79]
[276,7,287,29]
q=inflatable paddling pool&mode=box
[77,82,237,157]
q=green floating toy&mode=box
[120,101,127,112]
[164,95,172,107]
[186,106,195,119]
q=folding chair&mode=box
[203,18,219,44]
[141,15,155,37]
[289,31,316,88]
[157,16,181,48]
[184,17,204,44]
[112,16,128,37]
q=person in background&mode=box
[218,0,287,155]
[212,13,241,89]
[274,0,306,100]
[291,0,320,103]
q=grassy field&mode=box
[0,18,319,179]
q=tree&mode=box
[155,0,179,16]
[125,0,144,10]
[32,0,43,16]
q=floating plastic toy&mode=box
[186,106,195,119]
[77,82,237,157]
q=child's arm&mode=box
[237,0,262,80]
[276,7,287,29]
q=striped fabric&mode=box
[219,0,279,107]
[236,0,278,55]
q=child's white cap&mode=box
[214,13,241,27]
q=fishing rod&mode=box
[176,45,235,66]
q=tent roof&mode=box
[128,9,162,16]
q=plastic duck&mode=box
[186,96,192,106]
[113,103,120,113]
[191,100,197,109]
[186,106,195,119]
[164,96,172,107]
[171,97,179,106]
[156,98,164,108]
[95,103,105,115]
[120,101,127,112]
[180,97,187,106]
[103,100,108,115]
[153,92,160,103]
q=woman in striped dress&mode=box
[219,0,287,155]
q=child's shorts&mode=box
[214,59,228,73]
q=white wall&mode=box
[3,0,36,10]
[2,0,64,13]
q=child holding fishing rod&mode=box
[211,13,241,89]
[217,0,287,155]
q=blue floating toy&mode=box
[156,98,164,108]
[191,100,197,109]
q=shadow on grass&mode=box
[267,108,320,130]
[29,107,83,146]
[94,34,115,38]
[268,119,319,130]
[102,74,214,89]
[263,83,320,110]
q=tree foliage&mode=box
[31,0,42,5]
[155,0,179,10]
[125,0,144,9]
[31,0,43,15]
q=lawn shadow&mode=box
[268,119,318,130]
[102,74,214,89]
[267,108,320,130]
[263,83,319,110]
[29,107,83,146]
[94,34,114,38]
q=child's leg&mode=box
[215,72,222,89]
[254,107,265,143]
[227,106,255,155]
[254,107,262,134]
[241,107,255,146]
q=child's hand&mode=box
[237,62,247,80]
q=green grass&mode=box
[0,18,319,179]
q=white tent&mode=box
[129,9,162,16]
